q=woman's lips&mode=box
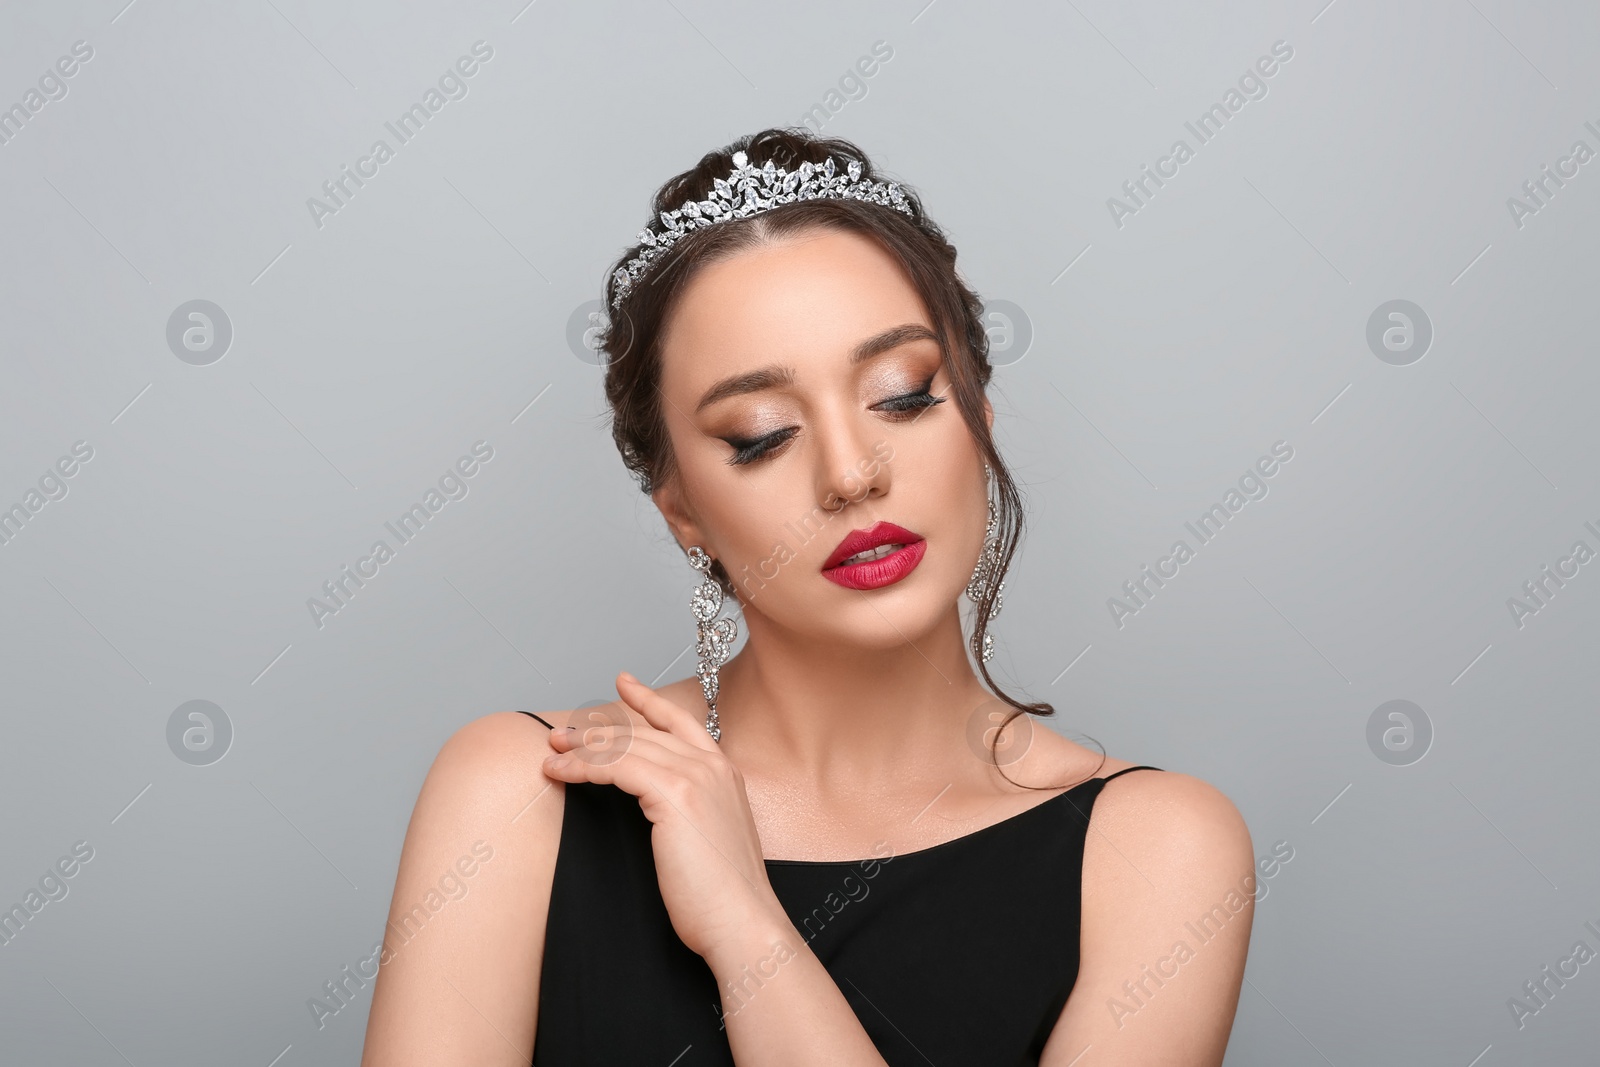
[821,520,927,591]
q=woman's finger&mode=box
[547,712,706,762]
[545,700,644,757]
[542,733,708,799]
[614,671,720,751]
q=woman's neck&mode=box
[710,604,997,797]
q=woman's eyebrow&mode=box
[693,323,939,414]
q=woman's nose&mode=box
[814,414,889,511]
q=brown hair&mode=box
[597,127,1096,785]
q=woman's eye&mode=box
[724,428,796,466]
[873,380,947,418]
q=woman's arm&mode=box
[700,905,894,1065]
[541,674,894,1065]
[1042,771,1256,1066]
[359,710,569,1067]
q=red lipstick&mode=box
[821,521,926,590]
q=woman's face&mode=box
[651,226,993,650]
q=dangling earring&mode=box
[965,464,1004,663]
[687,546,736,742]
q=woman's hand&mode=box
[541,671,786,963]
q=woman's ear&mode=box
[983,394,994,432]
[651,477,704,554]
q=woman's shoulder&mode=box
[1015,731,1251,859]
[439,707,577,762]
[1082,762,1253,870]
[1047,764,1255,1058]
[1022,726,1243,835]
[417,709,579,823]
[362,709,582,1060]
[1022,726,1253,883]
[1075,762,1256,949]
[430,708,570,772]
[393,709,586,895]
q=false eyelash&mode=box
[874,378,946,416]
[725,429,793,466]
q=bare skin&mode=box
[361,228,1254,1066]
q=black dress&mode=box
[516,711,1160,1065]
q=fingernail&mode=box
[546,756,569,769]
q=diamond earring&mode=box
[965,464,1004,663]
[687,546,736,742]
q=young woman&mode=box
[361,128,1254,1066]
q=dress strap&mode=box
[514,710,555,730]
[1101,764,1162,782]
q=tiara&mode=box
[609,150,915,311]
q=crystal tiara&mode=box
[608,149,915,312]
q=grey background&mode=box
[1,0,1596,1063]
